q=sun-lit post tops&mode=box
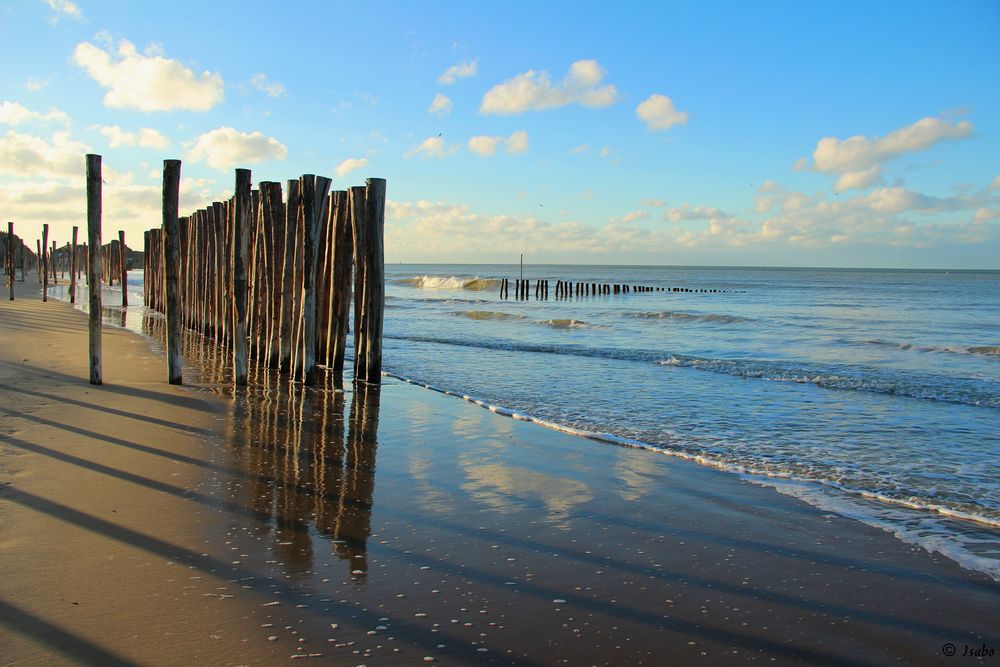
[86,154,102,385]
[162,159,183,385]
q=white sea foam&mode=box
[397,275,501,291]
[382,369,1000,582]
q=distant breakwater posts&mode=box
[499,278,736,300]
[141,159,386,390]
[2,219,135,306]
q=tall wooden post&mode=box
[86,154,102,385]
[70,226,78,303]
[163,160,183,385]
[51,240,58,285]
[349,186,367,381]
[41,224,49,301]
[363,178,386,382]
[330,191,352,377]
[300,174,332,386]
[278,179,300,373]
[118,230,128,306]
[6,222,12,301]
[233,168,251,387]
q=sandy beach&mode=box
[2,277,998,666]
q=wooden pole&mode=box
[278,179,300,373]
[354,178,386,383]
[6,222,12,301]
[233,168,251,386]
[86,154,102,385]
[70,226,78,303]
[41,224,49,301]
[349,186,367,381]
[51,240,58,285]
[118,230,128,306]
[330,190,352,377]
[300,174,332,385]
[162,159,183,385]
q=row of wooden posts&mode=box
[500,278,729,299]
[143,160,385,389]
[2,223,131,306]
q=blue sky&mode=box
[2,0,998,268]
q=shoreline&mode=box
[2,276,998,665]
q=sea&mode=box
[53,264,1000,582]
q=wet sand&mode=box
[2,277,998,666]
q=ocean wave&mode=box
[396,275,501,291]
[630,310,750,324]
[384,333,1000,408]
[450,310,525,321]
[537,318,606,330]
[862,339,1000,358]
[658,355,999,407]
[383,370,1000,582]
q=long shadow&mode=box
[0,408,235,477]
[1,486,547,667]
[0,361,212,413]
[0,599,136,666]
[0,384,213,436]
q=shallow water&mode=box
[49,264,1000,581]
[381,264,1000,580]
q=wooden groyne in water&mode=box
[500,278,733,300]
[142,162,386,389]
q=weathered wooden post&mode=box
[300,174,333,385]
[41,224,49,301]
[162,159,183,385]
[352,178,386,384]
[330,191,353,377]
[51,240,58,285]
[349,186,367,380]
[118,230,128,306]
[278,179,300,373]
[86,154,102,385]
[6,222,12,301]
[69,226,78,303]
[233,168,251,386]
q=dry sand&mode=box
[1,276,998,666]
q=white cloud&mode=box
[468,135,500,157]
[506,130,528,154]
[335,156,368,178]
[622,210,650,223]
[95,125,170,150]
[405,136,458,159]
[467,130,529,157]
[636,94,689,131]
[0,130,90,178]
[599,145,613,158]
[570,143,589,155]
[428,93,452,117]
[642,198,668,207]
[187,127,287,169]
[438,59,478,85]
[665,205,729,222]
[0,101,69,125]
[804,115,973,192]
[990,175,1000,191]
[72,38,224,112]
[480,59,618,115]
[249,73,286,98]
[833,165,882,193]
[45,0,83,22]
[25,78,49,91]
